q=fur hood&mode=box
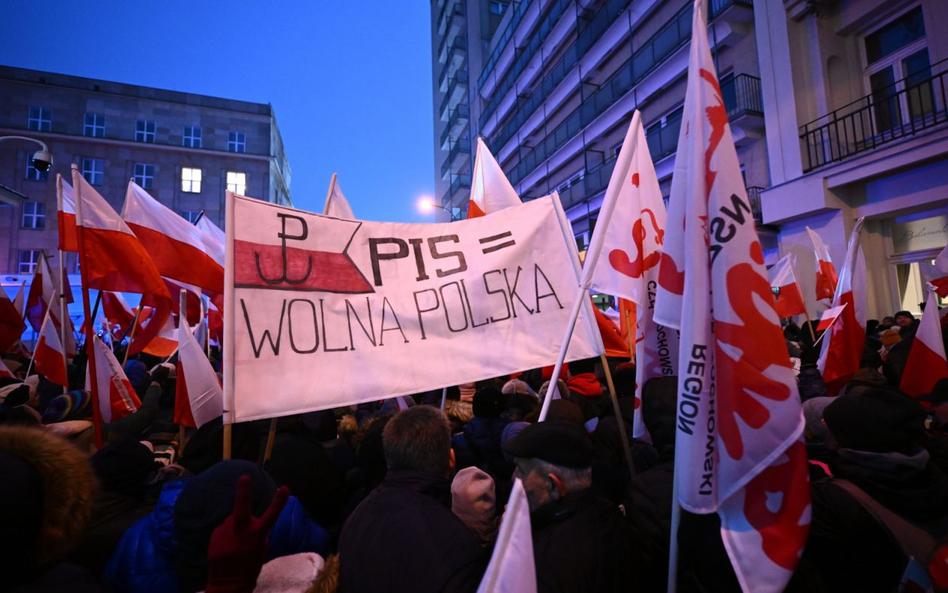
[0,427,97,568]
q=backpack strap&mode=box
[833,479,938,564]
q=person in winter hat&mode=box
[451,466,499,545]
[565,358,607,421]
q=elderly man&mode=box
[504,420,638,592]
[338,405,486,593]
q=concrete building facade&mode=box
[0,66,292,276]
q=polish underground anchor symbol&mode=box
[255,213,313,285]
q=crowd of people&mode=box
[0,303,946,593]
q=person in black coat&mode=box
[338,405,487,593]
[505,420,640,592]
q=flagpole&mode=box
[667,478,681,593]
[177,288,188,456]
[263,418,278,463]
[57,252,69,394]
[72,165,104,449]
[599,353,636,477]
[803,310,817,343]
[538,286,586,421]
[323,173,337,215]
[25,307,50,377]
[624,306,635,360]
[440,386,448,411]
[122,307,143,366]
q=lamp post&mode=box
[417,196,461,221]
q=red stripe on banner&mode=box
[234,240,374,293]
[58,211,79,253]
[127,223,224,293]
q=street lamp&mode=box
[417,196,461,221]
[0,136,53,172]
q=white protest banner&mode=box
[224,193,603,422]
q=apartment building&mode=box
[0,66,292,276]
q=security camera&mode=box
[32,150,52,172]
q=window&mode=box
[25,154,48,181]
[21,202,46,229]
[181,167,202,193]
[136,120,156,143]
[18,251,40,274]
[28,107,51,131]
[181,211,202,223]
[228,132,246,153]
[226,171,246,195]
[489,1,509,15]
[134,163,154,189]
[183,126,202,148]
[84,113,105,137]
[82,158,104,185]
[865,7,925,65]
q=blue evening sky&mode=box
[0,1,435,222]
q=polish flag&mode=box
[11,281,26,318]
[0,288,25,354]
[0,358,14,379]
[25,253,77,356]
[815,304,847,333]
[165,278,204,326]
[123,180,224,294]
[140,312,179,358]
[926,244,948,298]
[584,111,678,440]
[101,291,144,338]
[71,167,171,357]
[196,216,225,269]
[818,218,867,396]
[323,174,355,220]
[652,2,809,590]
[174,315,223,428]
[33,312,68,387]
[476,478,536,593]
[467,137,522,218]
[768,254,806,318]
[86,335,140,422]
[57,175,79,253]
[901,290,948,398]
[806,227,838,300]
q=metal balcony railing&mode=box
[505,0,752,186]
[441,137,472,178]
[745,186,765,225]
[478,0,535,91]
[440,103,471,147]
[437,2,468,59]
[645,113,684,162]
[487,0,632,147]
[439,70,469,120]
[721,74,763,119]
[800,57,948,172]
[437,0,460,36]
[439,35,468,65]
[451,173,472,195]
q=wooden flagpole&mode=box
[24,307,50,377]
[323,173,337,215]
[121,307,144,366]
[803,310,817,343]
[624,306,635,360]
[56,253,69,394]
[263,418,278,463]
[599,353,636,478]
[177,289,188,456]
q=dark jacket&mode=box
[803,447,948,593]
[531,488,638,592]
[453,416,510,475]
[338,468,487,593]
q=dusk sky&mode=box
[0,1,435,222]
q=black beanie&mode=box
[473,387,507,418]
[824,388,926,454]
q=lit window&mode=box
[489,1,509,15]
[136,120,156,143]
[226,171,246,195]
[181,210,201,223]
[18,250,41,274]
[183,126,202,148]
[82,158,104,185]
[28,107,51,132]
[228,132,246,153]
[134,163,154,189]
[181,167,202,193]
[25,154,48,181]
[84,113,105,137]
[21,202,46,230]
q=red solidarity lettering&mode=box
[234,240,374,294]
[609,209,664,280]
[657,254,684,295]
[700,68,727,201]
[742,440,810,569]
[714,242,793,461]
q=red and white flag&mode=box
[323,174,355,220]
[476,478,536,593]
[818,218,866,396]
[652,2,809,590]
[33,312,68,387]
[196,217,225,268]
[101,291,145,339]
[123,180,224,294]
[174,315,223,428]
[57,175,79,253]
[768,254,807,318]
[86,335,140,423]
[806,227,838,300]
[581,111,678,439]
[925,243,948,298]
[901,289,948,398]
[467,137,521,218]
[0,288,25,354]
[140,312,179,358]
[815,303,847,333]
[71,167,172,356]
[11,280,26,318]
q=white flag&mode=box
[582,111,678,438]
[476,479,536,593]
[468,138,522,218]
[323,174,355,220]
[175,316,223,428]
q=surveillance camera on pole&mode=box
[0,135,53,172]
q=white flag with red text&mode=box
[86,335,140,423]
[467,138,522,218]
[817,218,866,396]
[652,2,809,590]
[900,289,948,398]
[581,111,678,439]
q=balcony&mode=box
[439,35,467,65]
[800,57,948,173]
[438,0,465,37]
[721,73,764,145]
[646,113,684,162]
[478,0,535,92]
[558,155,619,210]
[437,2,467,60]
[505,0,753,186]
[450,173,472,196]
[440,103,471,149]
[746,186,766,226]
[439,70,469,121]
[441,136,472,178]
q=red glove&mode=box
[206,475,290,593]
